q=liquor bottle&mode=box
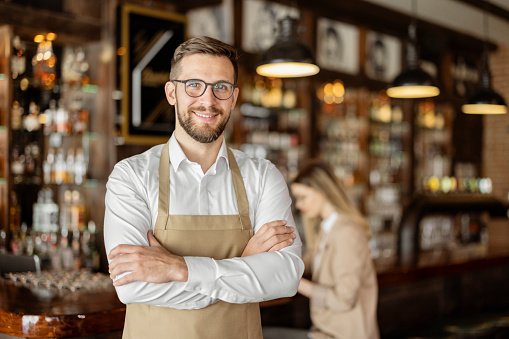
[53,148,67,184]
[74,147,86,185]
[11,101,23,130]
[0,229,7,254]
[72,230,82,269]
[11,147,25,184]
[43,148,55,184]
[23,102,41,132]
[30,143,42,185]
[33,189,59,233]
[59,190,73,230]
[11,35,26,80]
[24,145,35,179]
[55,100,69,135]
[9,191,21,233]
[43,100,57,135]
[83,220,100,271]
[60,228,74,270]
[71,190,86,231]
[66,148,75,184]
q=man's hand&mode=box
[241,220,296,257]
[108,230,188,286]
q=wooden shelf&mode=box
[0,2,101,44]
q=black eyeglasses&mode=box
[172,79,236,100]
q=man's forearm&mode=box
[184,248,304,304]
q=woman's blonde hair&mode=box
[292,160,371,241]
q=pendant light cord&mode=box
[406,0,419,69]
[481,0,492,89]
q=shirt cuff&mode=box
[183,256,217,293]
[311,283,329,309]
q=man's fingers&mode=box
[147,230,160,247]
[256,220,287,236]
[268,238,295,252]
[264,233,295,249]
[260,226,294,241]
[108,244,141,260]
[112,272,136,286]
[109,261,135,280]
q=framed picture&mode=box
[187,0,234,44]
[316,17,359,75]
[242,0,300,54]
[120,4,186,145]
[365,31,402,83]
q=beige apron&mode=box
[122,141,263,339]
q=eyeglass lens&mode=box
[184,80,234,100]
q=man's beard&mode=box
[176,100,230,144]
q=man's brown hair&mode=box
[170,36,239,84]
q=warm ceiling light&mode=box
[257,16,319,78]
[461,1,506,115]
[387,0,439,99]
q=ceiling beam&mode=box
[455,0,509,23]
[0,2,101,43]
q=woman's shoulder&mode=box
[330,216,369,241]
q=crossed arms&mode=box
[104,161,304,309]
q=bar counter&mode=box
[0,272,125,338]
[1,252,509,338]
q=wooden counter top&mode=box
[0,274,125,338]
[376,251,509,286]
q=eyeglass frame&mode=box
[172,79,237,100]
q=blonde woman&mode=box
[291,160,379,339]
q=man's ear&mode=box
[230,87,240,111]
[165,81,176,105]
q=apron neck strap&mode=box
[158,141,171,216]
[226,148,251,230]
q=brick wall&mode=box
[483,44,509,202]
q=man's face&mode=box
[165,54,239,143]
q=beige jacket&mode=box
[306,216,380,339]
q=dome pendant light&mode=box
[256,16,319,78]
[462,3,507,114]
[387,1,439,99]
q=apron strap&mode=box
[227,148,252,232]
[158,141,171,219]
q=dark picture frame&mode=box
[120,4,186,145]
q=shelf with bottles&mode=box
[365,91,412,266]
[413,100,454,191]
[417,211,489,267]
[7,184,101,271]
[315,81,369,207]
[237,75,308,181]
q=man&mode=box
[104,36,304,338]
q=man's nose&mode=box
[200,85,217,102]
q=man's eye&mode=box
[187,81,202,88]
[215,83,229,91]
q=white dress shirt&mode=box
[104,133,304,310]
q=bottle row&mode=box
[1,222,100,272]
[11,98,89,135]
[12,35,90,88]
[11,144,87,185]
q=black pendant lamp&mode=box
[387,1,440,99]
[256,16,319,78]
[461,4,507,114]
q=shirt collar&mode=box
[168,133,230,172]
[321,212,339,234]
